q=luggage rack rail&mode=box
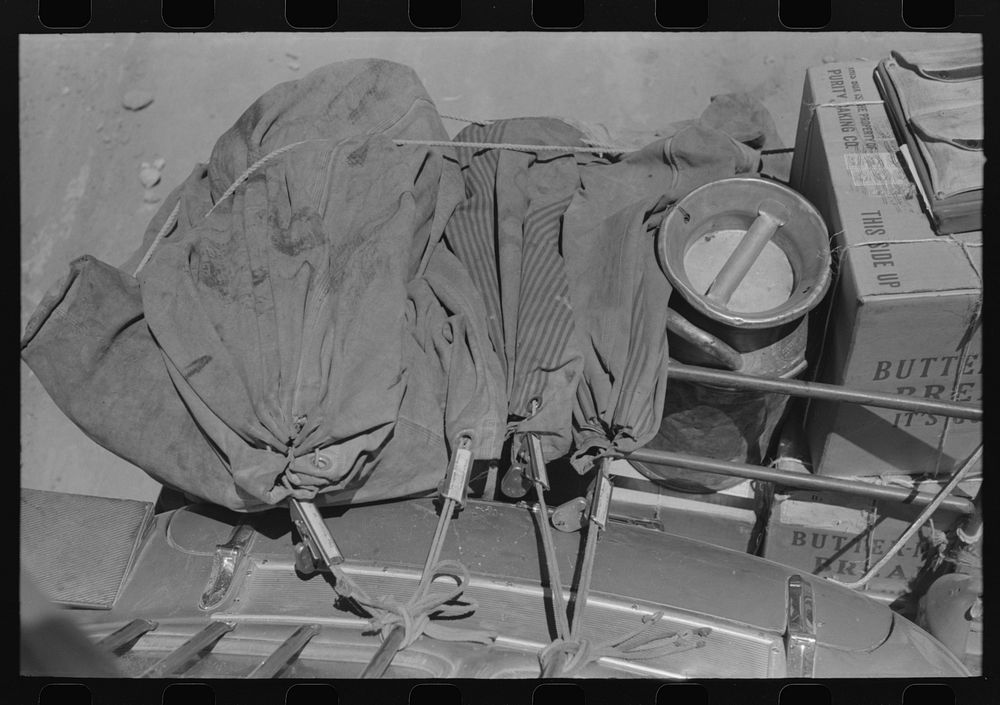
[93,618,322,679]
[623,362,983,593]
[667,363,981,421]
[616,362,981,514]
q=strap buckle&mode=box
[438,434,475,507]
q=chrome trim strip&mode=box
[214,560,783,676]
[96,618,159,656]
[235,560,775,644]
[248,624,320,678]
[211,612,367,628]
[785,574,817,678]
[140,620,236,678]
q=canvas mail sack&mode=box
[22,59,507,511]
[23,58,779,510]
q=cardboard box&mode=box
[789,61,982,478]
[762,474,981,601]
[606,460,763,554]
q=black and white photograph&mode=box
[19,28,983,690]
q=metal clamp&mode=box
[290,499,344,572]
[439,434,474,506]
[525,433,551,491]
[588,471,614,531]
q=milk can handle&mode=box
[664,308,743,371]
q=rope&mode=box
[533,458,710,676]
[196,132,623,231]
[394,138,627,154]
[926,518,950,570]
[532,502,572,641]
[569,511,600,634]
[538,612,711,677]
[833,444,982,590]
[810,100,886,108]
[138,109,793,276]
[133,130,619,274]
[439,113,493,126]
[441,111,783,155]
[132,200,182,277]
[353,560,494,649]
[206,139,317,217]
[316,529,494,653]
[542,462,605,677]
[351,438,495,677]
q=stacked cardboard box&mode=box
[761,442,980,602]
[779,62,983,668]
[788,61,982,480]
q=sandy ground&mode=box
[19,31,972,503]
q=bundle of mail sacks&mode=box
[21,59,780,511]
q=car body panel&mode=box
[58,496,967,678]
[159,499,892,649]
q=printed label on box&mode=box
[779,497,869,533]
[767,511,934,589]
[844,151,908,194]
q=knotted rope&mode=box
[538,611,711,677]
[534,459,711,676]
[320,547,494,651]
[356,560,494,648]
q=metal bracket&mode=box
[500,433,531,499]
[588,471,613,531]
[199,523,256,611]
[290,499,344,572]
[293,541,321,575]
[97,619,159,656]
[785,574,817,678]
[551,497,589,533]
[500,463,531,498]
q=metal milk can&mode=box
[635,176,832,493]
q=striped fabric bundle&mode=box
[445,115,763,473]
[445,118,602,464]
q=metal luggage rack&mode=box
[611,361,982,591]
[95,618,320,679]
